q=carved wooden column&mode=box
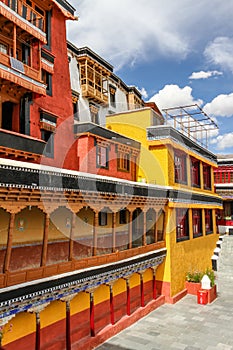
[90,291,95,337]
[128,211,133,249]
[108,283,114,325]
[112,212,116,253]
[41,213,50,267]
[69,212,76,261]
[139,272,145,307]
[27,303,50,350]
[4,212,15,273]
[152,267,157,299]
[13,24,16,58]
[143,211,147,246]
[92,211,98,256]
[124,278,130,316]
[61,295,75,350]
[155,210,158,243]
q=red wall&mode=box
[29,6,76,170]
[77,135,137,181]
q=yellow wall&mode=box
[94,284,110,305]
[113,278,126,296]
[70,292,90,315]
[40,300,65,328]
[3,312,35,345]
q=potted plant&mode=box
[185,270,202,295]
[185,268,217,302]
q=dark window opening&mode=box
[42,70,52,96]
[203,164,211,190]
[2,102,13,131]
[174,150,187,184]
[191,157,200,187]
[41,129,54,158]
[98,211,107,226]
[192,209,203,238]
[176,208,189,242]
[119,209,127,224]
[205,209,213,234]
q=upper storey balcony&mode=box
[0,0,47,97]
[0,0,47,42]
[76,47,113,106]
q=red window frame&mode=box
[176,208,189,242]
[205,209,213,234]
[191,157,200,187]
[192,209,203,238]
[174,150,187,184]
[203,164,211,189]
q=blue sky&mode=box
[67,0,233,155]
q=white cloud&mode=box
[189,70,222,80]
[137,87,148,99]
[204,93,233,118]
[204,37,233,73]
[68,0,233,69]
[149,84,203,110]
[210,132,233,150]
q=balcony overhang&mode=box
[0,62,47,96]
[0,129,46,161]
[0,247,166,319]
[0,2,47,43]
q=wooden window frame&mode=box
[203,164,211,190]
[205,209,213,235]
[176,208,189,242]
[192,209,203,238]
[174,150,187,184]
[117,152,130,172]
[191,157,200,187]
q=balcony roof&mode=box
[74,122,141,150]
[147,125,217,163]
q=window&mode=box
[174,150,187,184]
[191,157,200,187]
[192,209,203,238]
[89,103,99,124]
[203,164,211,190]
[41,130,54,158]
[117,153,130,172]
[109,85,116,107]
[44,10,52,50]
[0,42,8,54]
[176,208,189,242]
[119,209,127,224]
[157,209,165,241]
[96,145,109,168]
[205,209,213,234]
[42,70,52,96]
[98,211,107,226]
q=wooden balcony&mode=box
[0,128,45,161]
[0,0,47,43]
[0,240,166,288]
[0,51,46,95]
[81,83,109,105]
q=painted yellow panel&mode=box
[3,312,35,345]
[143,268,153,283]
[40,300,65,328]
[113,278,126,296]
[70,292,90,315]
[129,273,140,288]
[13,207,44,244]
[94,284,110,305]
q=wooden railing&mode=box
[0,51,41,82]
[0,241,166,288]
[2,0,45,31]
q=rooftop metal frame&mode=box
[162,104,218,149]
